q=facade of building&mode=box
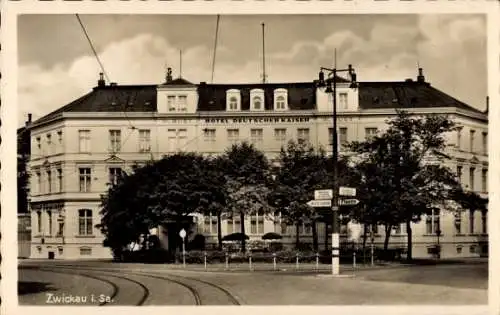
[26,69,488,260]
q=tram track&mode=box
[32,264,241,305]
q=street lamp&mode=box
[317,64,357,276]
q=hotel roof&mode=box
[32,75,486,126]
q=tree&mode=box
[348,110,487,260]
[269,141,328,250]
[99,152,221,256]
[221,142,272,252]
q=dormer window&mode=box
[274,88,288,111]
[250,89,265,111]
[226,89,241,111]
[229,97,238,110]
[253,96,262,110]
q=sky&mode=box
[17,14,487,127]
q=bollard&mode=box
[295,253,299,271]
[225,252,229,270]
[353,251,356,269]
[315,252,319,271]
[204,251,207,271]
[370,245,374,267]
[249,252,253,271]
[273,253,277,271]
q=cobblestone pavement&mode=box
[18,259,487,305]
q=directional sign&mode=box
[307,199,332,208]
[179,229,187,239]
[339,187,357,197]
[314,189,333,200]
[339,199,360,206]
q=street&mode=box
[18,259,487,305]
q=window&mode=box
[482,132,488,154]
[251,215,257,234]
[178,95,188,112]
[274,128,286,144]
[167,96,176,111]
[339,128,348,146]
[227,129,239,145]
[454,213,462,235]
[372,225,378,235]
[57,131,63,144]
[57,168,63,193]
[470,130,475,152]
[233,217,241,233]
[177,129,188,149]
[109,130,121,152]
[227,218,234,234]
[78,209,93,235]
[253,96,262,110]
[109,167,122,185]
[393,224,401,234]
[250,129,263,147]
[339,93,348,109]
[258,212,264,234]
[469,167,475,191]
[469,245,476,254]
[229,97,238,110]
[138,130,151,152]
[276,96,286,110]
[46,134,53,155]
[80,247,92,256]
[365,128,378,140]
[457,165,463,183]
[47,211,53,236]
[425,209,440,235]
[457,127,462,149]
[57,221,64,237]
[78,130,90,153]
[47,170,52,193]
[37,211,42,233]
[297,128,310,143]
[330,128,348,147]
[204,129,216,142]
[304,222,312,235]
[482,169,488,192]
[456,246,463,254]
[203,213,217,234]
[481,211,487,234]
[36,171,42,194]
[469,210,475,234]
[36,137,42,155]
[79,168,91,192]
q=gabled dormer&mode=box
[226,89,241,111]
[157,68,198,114]
[273,88,288,111]
[250,88,265,111]
[316,79,359,113]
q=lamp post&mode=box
[317,64,357,275]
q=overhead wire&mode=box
[211,15,220,84]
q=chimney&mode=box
[98,72,105,87]
[166,67,173,83]
[26,113,32,126]
[417,68,425,83]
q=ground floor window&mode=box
[80,247,92,256]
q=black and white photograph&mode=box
[1,2,499,313]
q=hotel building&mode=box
[26,68,488,260]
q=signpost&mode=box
[339,199,360,206]
[339,187,357,197]
[307,200,332,208]
[314,189,333,200]
[179,229,187,268]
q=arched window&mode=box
[253,96,262,110]
[78,209,93,235]
[229,97,238,110]
[276,96,286,110]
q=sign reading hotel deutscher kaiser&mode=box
[204,117,311,124]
